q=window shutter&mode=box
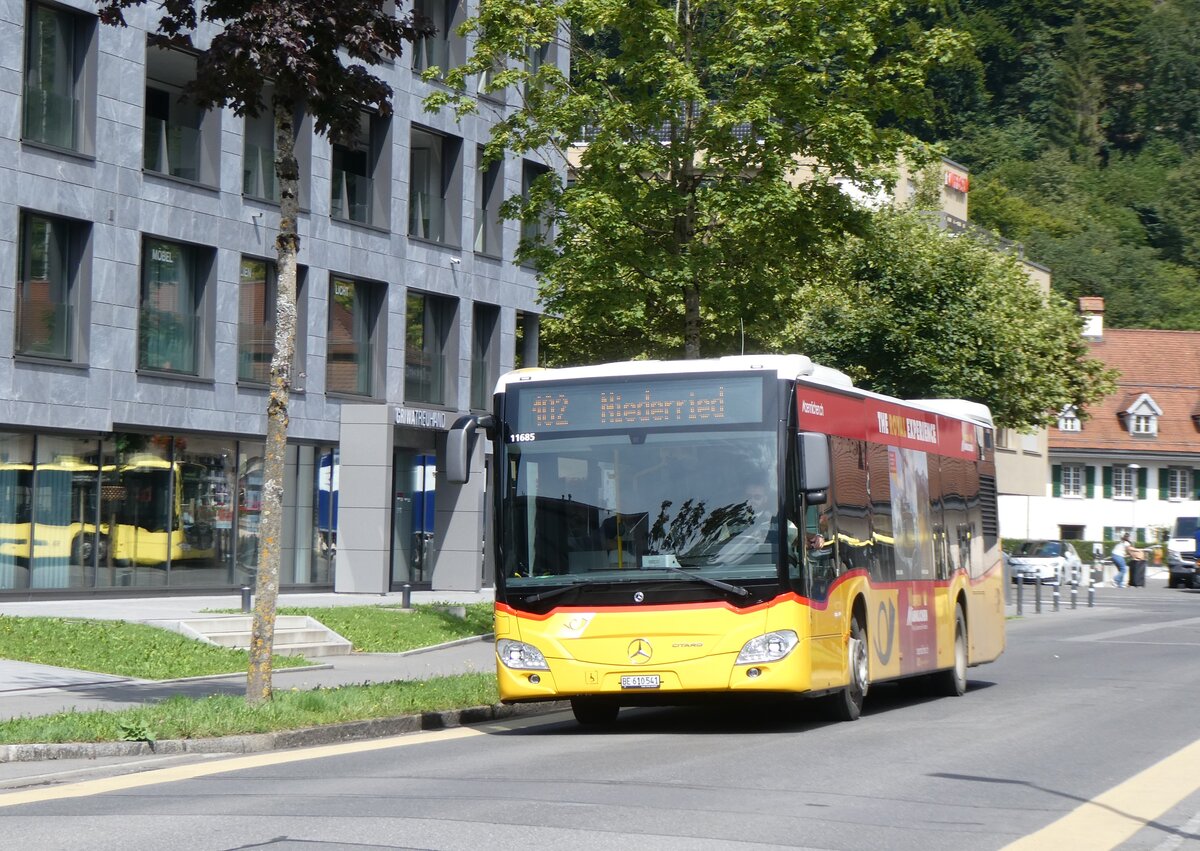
[1159,468,1169,500]
[1103,466,1112,499]
[1194,468,1200,501]
[1103,525,1113,542]
[1086,466,1096,498]
[1052,464,1062,498]
[1137,467,1148,499]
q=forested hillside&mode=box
[928,0,1200,328]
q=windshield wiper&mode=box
[524,583,585,604]
[662,566,749,598]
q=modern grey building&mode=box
[0,0,561,595]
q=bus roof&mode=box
[496,355,993,429]
[497,354,853,390]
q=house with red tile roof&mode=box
[1028,299,1200,544]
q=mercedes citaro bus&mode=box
[448,355,1005,725]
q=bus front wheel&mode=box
[571,697,619,726]
[827,615,868,722]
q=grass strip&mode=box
[269,602,494,653]
[0,673,499,744]
[0,616,309,680]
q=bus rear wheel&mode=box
[571,697,619,726]
[931,606,968,697]
[827,615,868,721]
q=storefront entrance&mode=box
[391,448,437,589]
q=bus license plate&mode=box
[620,675,660,689]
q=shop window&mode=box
[471,302,499,411]
[405,291,457,405]
[474,146,502,256]
[409,126,463,245]
[139,238,213,375]
[23,1,96,154]
[144,43,219,185]
[326,275,383,397]
[331,111,389,226]
[16,210,90,362]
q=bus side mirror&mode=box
[447,414,495,484]
[798,432,831,495]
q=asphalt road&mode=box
[2,583,1200,850]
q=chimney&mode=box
[1079,297,1104,340]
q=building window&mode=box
[1062,464,1084,498]
[1131,414,1156,435]
[405,292,456,405]
[471,303,499,411]
[410,127,462,245]
[478,59,506,103]
[331,112,388,226]
[524,41,551,101]
[1112,465,1136,500]
[520,160,551,248]
[1058,408,1080,431]
[1168,468,1192,501]
[16,211,88,361]
[326,275,381,397]
[995,428,1011,449]
[474,147,502,256]
[412,0,464,79]
[514,310,538,369]
[23,1,95,153]
[238,258,276,384]
[242,105,277,202]
[139,238,210,375]
[244,96,313,206]
[144,44,217,184]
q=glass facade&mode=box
[0,431,336,591]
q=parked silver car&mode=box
[1008,540,1083,586]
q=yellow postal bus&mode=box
[447,355,1005,724]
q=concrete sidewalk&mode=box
[0,590,498,723]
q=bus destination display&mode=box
[513,376,764,434]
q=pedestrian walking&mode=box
[1110,534,1131,588]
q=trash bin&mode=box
[1129,558,1147,587]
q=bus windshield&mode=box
[500,428,781,590]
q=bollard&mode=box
[1088,579,1096,608]
[1071,582,1078,609]
[1053,583,1060,612]
[241,585,252,613]
[401,583,412,609]
[1016,578,1023,616]
[1035,577,1043,613]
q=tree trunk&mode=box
[684,283,701,359]
[247,98,301,704]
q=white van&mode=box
[1167,517,1200,589]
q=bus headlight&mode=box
[736,630,799,665]
[496,639,550,670]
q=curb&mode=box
[0,700,569,763]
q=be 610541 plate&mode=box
[620,675,660,689]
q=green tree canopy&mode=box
[430,0,965,358]
[784,209,1117,429]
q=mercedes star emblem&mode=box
[628,638,653,664]
[633,590,645,603]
